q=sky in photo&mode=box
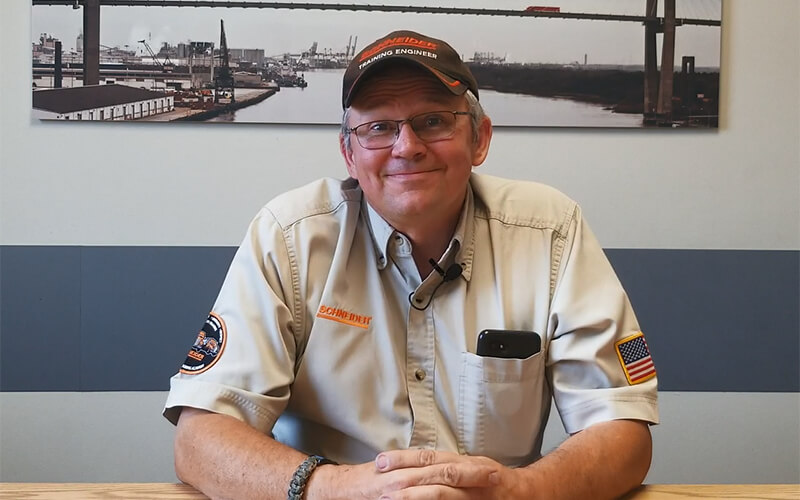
[31,0,722,67]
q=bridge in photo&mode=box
[32,0,722,125]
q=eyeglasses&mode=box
[345,111,471,150]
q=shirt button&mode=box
[414,369,426,381]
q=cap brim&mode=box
[343,56,468,108]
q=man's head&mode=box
[339,31,492,237]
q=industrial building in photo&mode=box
[32,84,174,121]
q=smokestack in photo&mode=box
[54,40,63,88]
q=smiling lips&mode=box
[385,168,439,179]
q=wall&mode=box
[1,0,798,484]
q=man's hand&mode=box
[308,449,522,500]
[375,449,524,500]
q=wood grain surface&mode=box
[1,483,798,499]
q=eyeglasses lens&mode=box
[355,111,460,149]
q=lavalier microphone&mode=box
[428,258,463,282]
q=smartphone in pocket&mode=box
[476,329,541,359]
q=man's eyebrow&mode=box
[418,93,462,105]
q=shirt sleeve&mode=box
[163,209,300,434]
[547,204,659,434]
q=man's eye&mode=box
[366,121,394,134]
[421,114,446,128]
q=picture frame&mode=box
[31,0,722,128]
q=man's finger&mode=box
[379,484,471,500]
[377,462,499,491]
[416,463,500,488]
[376,449,467,471]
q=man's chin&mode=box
[380,198,437,221]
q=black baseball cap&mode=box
[342,30,479,108]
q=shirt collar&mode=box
[361,179,475,281]
[454,180,475,281]
[364,196,394,271]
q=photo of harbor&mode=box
[31,0,722,128]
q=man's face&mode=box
[340,65,491,232]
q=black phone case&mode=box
[476,329,541,359]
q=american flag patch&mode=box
[615,333,656,385]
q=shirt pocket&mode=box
[457,351,546,462]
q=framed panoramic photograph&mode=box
[31,0,722,128]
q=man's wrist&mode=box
[512,462,549,498]
[287,455,337,500]
[304,460,340,500]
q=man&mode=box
[165,30,658,500]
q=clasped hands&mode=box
[309,449,526,500]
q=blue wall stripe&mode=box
[605,249,799,393]
[1,246,797,392]
[0,247,83,391]
[1,246,235,392]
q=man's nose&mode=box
[392,122,426,156]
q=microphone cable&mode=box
[408,259,463,311]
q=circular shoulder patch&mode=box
[180,312,227,375]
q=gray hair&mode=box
[463,90,486,143]
[341,90,487,153]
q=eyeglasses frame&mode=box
[344,110,471,150]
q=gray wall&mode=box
[2,0,799,485]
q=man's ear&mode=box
[339,133,358,179]
[471,116,493,166]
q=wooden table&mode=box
[621,484,800,499]
[1,483,798,499]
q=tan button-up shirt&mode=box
[164,174,658,466]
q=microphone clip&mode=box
[428,258,463,282]
[409,259,464,311]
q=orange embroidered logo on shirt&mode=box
[316,305,372,329]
